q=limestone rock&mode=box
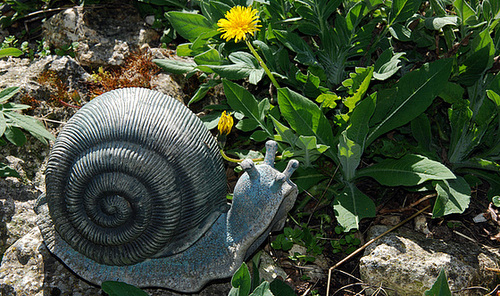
[42,5,159,67]
[360,225,500,295]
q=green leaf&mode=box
[316,93,340,109]
[333,182,376,231]
[194,48,223,65]
[432,177,471,217]
[271,115,298,146]
[424,16,459,30]
[355,154,456,186]
[342,67,373,113]
[277,87,337,162]
[249,281,273,296]
[4,126,26,146]
[346,92,376,149]
[101,281,148,296]
[453,0,477,25]
[188,79,220,106]
[210,52,265,84]
[0,87,20,103]
[0,113,6,137]
[338,131,362,181]
[166,11,218,43]
[274,30,317,66]
[270,278,296,296]
[0,162,20,178]
[223,80,273,139]
[0,48,23,58]
[424,269,452,296]
[373,50,404,80]
[4,112,55,141]
[294,135,329,167]
[153,59,197,75]
[229,263,251,296]
[389,0,420,25]
[411,114,432,150]
[367,58,453,145]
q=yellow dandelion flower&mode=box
[217,6,261,43]
[218,111,234,135]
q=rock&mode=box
[288,245,329,281]
[42,5,159,67]
[0,55,90,104]
[0,227,231,296]
[360,225,500,295]
[259,252,288,283]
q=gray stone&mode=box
[360,225,500,295]
[42,6,159,67]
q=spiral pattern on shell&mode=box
[45,88,227,266]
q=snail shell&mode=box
[45,88,227,266]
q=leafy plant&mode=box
[101,281,149,296]
[154,0,499,233]
[424,269,452,296]
[0,87,55,177]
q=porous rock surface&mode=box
[360,225,500,295]
[42,4,159,67]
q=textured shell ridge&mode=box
[44,88,227,266]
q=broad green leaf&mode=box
[270,278,296,296]
[355,154,456,186]
[176,43,194,57]
[333,182,376,231]
[4,126,26,146]
[389,0,420,25]
[236,118,260,132]
[294,135,329,167]
[411,113,432,150]
[101,281,148,296]
[338,131,362,181]
[194,48,223,65]
[453,0,477,25]
[166,11,218,43]
[249,281,273,296]
[346,92,376,149]
[223,80,273,139]
[229,263,251,296]
[153,59,197,75]
[277,87,337,162]
[271,116,298,146]
[0,87,20,103]
[210,52,265,84]
[432,177,471,217]
[487,90,500,108]
[424,269,451,296]
[0,48,23,58]
[274,30,317,66]
[373,50,405,80]
[0,162,20,178]
[4,112,55,141]
[424,16,459,30]
[438,82,464,104]
[367,58,453,145]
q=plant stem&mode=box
[220,149,282,163]
[245,40,281,89]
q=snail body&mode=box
[35,88,298,292]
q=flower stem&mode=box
[220,149,282,163]
[245,40,280,89]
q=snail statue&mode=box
[35,88,299,292]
